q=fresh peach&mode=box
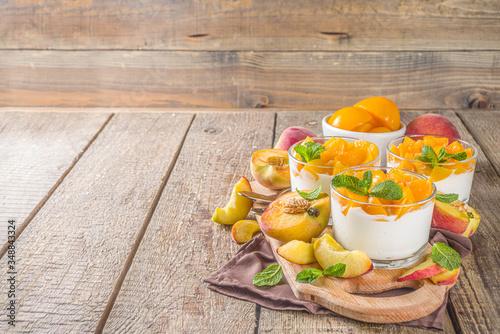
[429,268,460,285]
[277,240,317,264]
[212,177,253,225]
[405,114,461,139]
[463,205,481,237]
[231,220,261,244]
[313,233,373,278]
[250,149,290,189]
[432,198,481,237]
[274,126,317,151]
[259,192,330,243]
[397,254,446,282]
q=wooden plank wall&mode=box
[0,0,499,110]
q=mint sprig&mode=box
[296,263,346,284]
[416,145,467,168]
[436,193,459,203]
[332,171,403,201]
[431,242,461,271]
[296,184,322,201]
[294,142,326,163]
[296,268,323,284]
[253,264,283,287]
[324,263,347,277]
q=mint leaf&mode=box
[369,180,403,201]
[421,145,438,161]
[324,263,346,277]
[294,142,325,163]
[436,193,459,203]
[296,184,322,201]
[437,147,447,160]
[332,175,369,196]
[360,170,373,190]
[296,268,323,284]
[446,151,467,161]
[431,242,461,271]
[253,264,283,286]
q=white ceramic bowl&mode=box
[322,114,406,166]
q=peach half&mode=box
[212,177,253,225]
[397,254,446,282]
[313,233,373,278]
[274,126,317,151]
[429,268,460,285]
[250,149,290,189]
[259,192,330,243]
[432,199,481,237]
[277,240,317,264]
[231,220,261,244]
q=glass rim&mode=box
[322,114,406,137]
[386,134,478,166]
[288,136,382,169]
[330,166,437,207]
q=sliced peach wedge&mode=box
[212,177,253,225]
[397,254,446,282]
[432,197,481,237]
[259,192,330,243]
[250,149,290,189]
[313,233,373,278]
[277,240,316,264]
[429,268,460,285]
[231,220,261,244]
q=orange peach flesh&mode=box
[231,220,261,244]
[259,192,330,243]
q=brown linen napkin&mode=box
[205,228,472,331]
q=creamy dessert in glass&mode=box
[330,167,436,269]
[387,135,477,203]
[288,137,381,196]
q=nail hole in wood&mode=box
[189,33,210,38]
[320,31,349,37]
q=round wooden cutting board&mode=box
[251,182,454,323]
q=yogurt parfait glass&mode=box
[387,135,477,203]
[288,137,381,196]
[330,167,436,269]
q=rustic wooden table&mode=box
[0,109,498,333]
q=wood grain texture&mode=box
[1,0,499,51]
[0,51,498,109]
[0,113,193,333]
[258,110,456,333]
[402,110,500,333]
[102,112,275,333]
[0,112,110,246]
[457,110,500,175]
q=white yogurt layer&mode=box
[331,201,434,260]
[290,168,334,196]
[433,171,475,203]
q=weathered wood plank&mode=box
[0,51,498,109]
[102,112,275,333]
[0,112,110,246]
[457,110,500,175]
[258,110,456,333]
[0,113,193,333]
[1,0,499,51]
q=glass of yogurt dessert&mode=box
[387,135,477,203]
[288,137,381,196]
[330,167,436,269]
